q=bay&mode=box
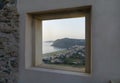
[42,42,64,54]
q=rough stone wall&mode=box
[0,0,19,83]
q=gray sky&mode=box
[42,17,85,41]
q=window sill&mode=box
[26,67,91,76]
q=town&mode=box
[42,45,86,67]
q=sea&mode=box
[42,41,64,54]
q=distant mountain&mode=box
[52,38,85,48]
[44,41,54,43]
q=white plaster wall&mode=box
[18,0,120,83]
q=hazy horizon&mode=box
[43,37,85,42]
[42,17,85,41]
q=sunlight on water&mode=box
[42,41,64,54]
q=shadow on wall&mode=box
[0,0,8,9]
[0,0,17,10]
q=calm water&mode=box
[42,42,64,54]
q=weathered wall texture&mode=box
[0,0,19,83]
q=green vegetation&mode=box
[43,49,67,57]
[52,38,85,48]
[42,46,85,68]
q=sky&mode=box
[42,17,85,41]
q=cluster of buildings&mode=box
[42,45,85,65]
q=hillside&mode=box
[52,38,85,48]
